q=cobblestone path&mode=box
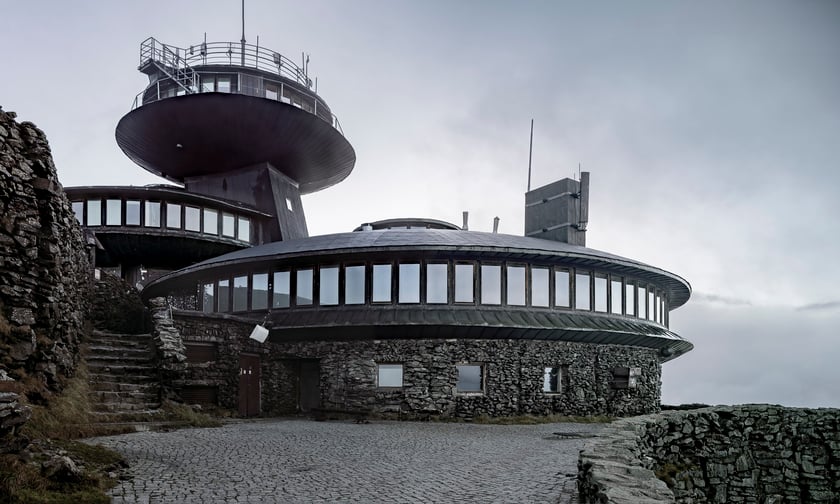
[88,419,604,503]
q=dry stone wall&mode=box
[578,405,840,503]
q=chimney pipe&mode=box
[462,211,469,231]
[492,216,500,234]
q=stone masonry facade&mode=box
[578,405,840,503]
[172,312,662,418]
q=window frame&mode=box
[376,363,404,389]
[455,363,484,394]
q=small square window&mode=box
[543,367,562,393]
[377,364,403,388]
[456,364,483,393]
[611,367,641,389]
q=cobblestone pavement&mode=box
[88,419,605,503]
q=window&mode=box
[285,197,293,211]
[252,273,268,310]
[201,283,214,313]
[218,279,230,312]
[543,367,562,393]
[345,265,365,305]
[649,290,656,321]
[237,217,250,242]
[555,269,570,308]
[86,200,101,226]
[145,201,161,227]
[185,206,201,232]
[125,200,141,226]
[106,199,121,226]
[71,201,84,223]
[319,266,339,305]
[454,264,474,303]
[398,263,420,303]
[575,272,591,310]
[594,274,608,312]
[273,271,290,308]
[625,282,636,317]
[612,367,641,389]
[638,286,647,320]
[166,203,181,229]
[372,264,392,303]
[217,76,231,93]
[377,364,403,388]
[531,267,549,307]
[611,279,623,315]
[265,83,280,100]
[203,209,218,235]
[426,263,448,304]
[456,364,483,393]
[296,269,313,305]
[222,213,235,237]
[481,265,501,305]
[201,76,214,93]
[507,266,526,306]
[233,275,248,311]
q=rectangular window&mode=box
[285,198,294,211]
[456,364,483,393]
[649,290,656,321]
[106,199,121,226]
[184,206,201,232]
[454,264,474,303]
[372,264,392,303]
[218,279,230,312]
[201,77,214,93]
[71,201,84,223]
[252,273,268,310]
[398,263,420,303]
[638,286,647,320]
[144,201,161,227]
[296,269,313,305]
[531,267,549,307]
[203,209,218,235]
[166,203,181,229]
[611,279,623,315]
[594,274,608,313]
[345,265,365,305]
[625,282,636,317]
[202,283,214,313]
[237,217,250,242]
[575,272,591,310]
[555,269,570,308]
[426,263,448,304]
[233,275,248,312]
[543,367,561,393]
[86,200,101,226]
[265,83,279,100]
[125,200,141,226]
[217,76,231,93]
[377,364,403,388]
[222,213,235,237]
[506,266,526,306]
[481,265,501,305]
[273,271,290,308]
[319,266,339,306]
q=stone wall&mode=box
[172,313,661,418]
[578,405,840,503]
[147,297,187,401]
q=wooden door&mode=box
[238,354,261,417]
[298,359,320,412]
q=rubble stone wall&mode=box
[578,405,840,503]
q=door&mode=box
[238,354,261,417]
[298,359,321,412]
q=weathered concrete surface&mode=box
[89,419,605,503]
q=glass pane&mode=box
[86,200,101,226]
[218,279,230,312]
[377,364,403,387]
[237,217,250,242]
[649,291,656,321]
[594,275,608,312]
[222,213,235,237]
[575,272,591,310]
[456,365,482,392]
[319,266,339,305]
[372,264,392,302]
[655,294,661,323]
[201,77,214,93]
[426,263,448,304]
[531,268,549,307]
[638,286,647,319]
[233,275,248,311]
[555,270,570,307]
[625,283,636,316]
[454,264,474,303]
[72,201,84,223]
[166,203,181,229]
[345,265,365,305]
[144,201,160,227]
[273,271,290,308]
[217,77,231,93]
[184,206,200,231]
[202,283,214,313]
[296,269,313,305]
[543,367,560,393]
[203,209,217,235]
[106,199,121,226]
[252,273,268,310]
[398,263,420,303]
[611,280,623,314]
[125,200,141,225]
[507,266,526,306]
[481,265,501,305]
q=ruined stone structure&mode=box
[578,405,840,503]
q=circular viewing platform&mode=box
[116,37,355,194]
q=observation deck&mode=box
[116,37,355,194]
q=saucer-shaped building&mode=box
[69,36,691,418]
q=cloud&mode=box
[691,292,753,306]
[797,301,840,312]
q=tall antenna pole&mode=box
[240,0,246,66]
[527,119,534,192]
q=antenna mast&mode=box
[527,119,534,192]
[240,0,246,66]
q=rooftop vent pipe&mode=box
[462,211,469,231]
[493,216,500,234]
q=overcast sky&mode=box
[2,1,838,408]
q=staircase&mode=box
[87,330,162,418]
